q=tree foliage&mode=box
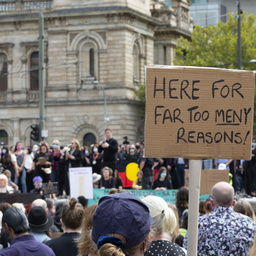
[174,12,256,135]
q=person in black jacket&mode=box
[65,139,83,196]
[98,129,118,171]
[152,167,172,190]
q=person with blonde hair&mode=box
[233,200,256,221]
[65,139,83,196]
[0,174,13,194]
[141,196,186,256]
[92,192,151,256]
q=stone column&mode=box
[12,118,20,145]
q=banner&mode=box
[88,189,210,206]
[0,193,41,215]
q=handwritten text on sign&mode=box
[145,66,255,159]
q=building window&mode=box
[0,53,7,91]
[30,51,39,90]
[133,44,140,83]
[0,130,8,145]
[83,133,96,147]
[81,43,97,79]
[89,48,94,77]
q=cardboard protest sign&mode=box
[145,65,255,160]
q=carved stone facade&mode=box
[0,0,193,147]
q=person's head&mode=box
[0,174,8,188]
[70,139,81,150]
[233,200,256,221]
[93,144,99,153]
[32,199,47,212]
[102,167,112,180]
[1,146,9,157]
[84,146,90,156]
[39,142,48,154]
[156,167,170,180]
[176,186,189,208]
[3,170,11,180]
[93,173,101,186]
[92,193,151,256]
[2,207,30,240]
[78,196,88,211]
[28,206,52,233]
[141,195,176,237]
[15,142,22,151]
[204,200,213,214]
[61,197,84,231]
[114,170,120,180]
[211,181,235,208]
[199,200,206,216]
[12,203,26,214]
[46,198,55,216]
[129,145,136,155]
[53,140,60,149]
[105,129,112,140]
[0,202,11,213]
[33,176,43,190]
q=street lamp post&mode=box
[93,80,107,141]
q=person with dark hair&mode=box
[92,192,151,256]
[0,207,55,256]
[114,170,123,190]
[33,143,53,183]
[152,167,172,190]
[175,186,189,226]
[0,146,19,182]
[183,182,256,255]
[45,198,84,256]
[98,129,118,171]
[78,195,88,212]
[51,202,65,233]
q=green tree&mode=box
[174,12,256,135]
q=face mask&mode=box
[23,149,28,154]
[35,182,42,189]
[93,148,98,153]
[136,145,140,150]
[53,144,58,149]
[2,149,6,154]
[85,150,89,156]
[17,146,22,150]
[160,173,167,179]
[130,149,135,153]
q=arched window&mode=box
[0,53,8,91]
[133,44,140,83]
[30,52,39,90]
[83,133,96,147]
[0,130,8,145]
[81,43,97,79]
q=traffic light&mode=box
[31,125,40,141]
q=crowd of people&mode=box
[1,129,256,197]
[0,181,256,255]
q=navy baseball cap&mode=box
[92,192,152,249]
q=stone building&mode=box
[0,0,192,147]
